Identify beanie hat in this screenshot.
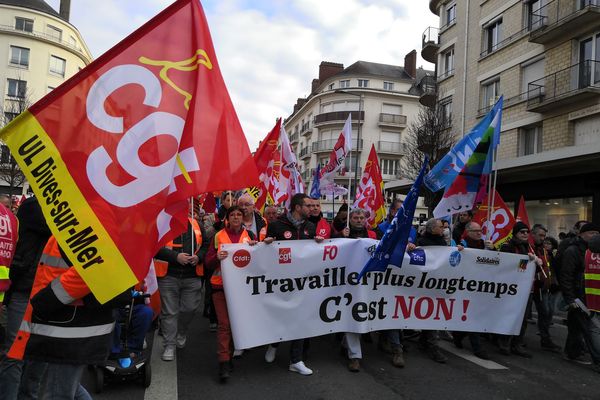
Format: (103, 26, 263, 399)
(588, 234, 600, 253)
(579, 223, 600, 234)
(512, 221, 530, 235)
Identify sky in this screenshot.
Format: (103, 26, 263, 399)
(46, 0, 439, 151)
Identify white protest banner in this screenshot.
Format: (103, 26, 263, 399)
(221, 239, 534, 350)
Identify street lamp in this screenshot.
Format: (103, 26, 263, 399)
(334, 89, 363, 202)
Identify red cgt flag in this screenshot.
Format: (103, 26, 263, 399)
(0, 0, 258, 303)
(252, 118, 281, 211)
(472, 189, 515, 248)
(352, 145, 386, 228)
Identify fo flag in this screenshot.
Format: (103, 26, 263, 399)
(320, 115, 352, 189)
(0, 0, 258, 303)
(353, 145, 386, 228)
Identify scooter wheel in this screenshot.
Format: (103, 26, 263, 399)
(142, 363, 151, 388)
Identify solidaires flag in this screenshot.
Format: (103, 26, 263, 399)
(0, 0, 258, 303)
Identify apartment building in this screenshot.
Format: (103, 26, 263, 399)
(424, 0, 600, 236)
(283, 52, 432, 220)
(0, 0, 92, 194)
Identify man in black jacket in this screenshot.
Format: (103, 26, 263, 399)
(560, 223, 600, 368)
(263, 193, 323, 375)
(0, 197, 51, 400)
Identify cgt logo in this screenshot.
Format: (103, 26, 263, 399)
(279, 248, 292, 264)
(409, 248, 426, 266)
(232, 249, 251, 268)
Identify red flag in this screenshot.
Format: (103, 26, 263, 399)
(0, 0, 257, 302)
(352, 145, 386, 228)
(516, 195, 535, 248)
(252, 119, 281, 211)
(198, 192, 217, 214)
(472, 189, 515, 248)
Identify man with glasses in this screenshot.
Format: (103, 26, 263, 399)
(237, 193, 266, 240)
(262, 193, 324, 375)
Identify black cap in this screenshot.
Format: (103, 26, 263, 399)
(579, 223, 600, 234)
(512, 221, 530, 235)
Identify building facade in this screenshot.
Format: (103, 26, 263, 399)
(424, 0, 600, 237)
(284, 52, 431, 220)
(0, 0, 92, 194)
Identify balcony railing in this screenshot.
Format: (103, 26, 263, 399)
(419, 75, 438, 108)
(527, 60, 600, 112)
(311, 166, 362, 178)
(480, 25, 531, 58)
(437, 69, 455, 81)
(299, 146, 310, 159)
(312, 138, 363, 153)
(378, 113, 407, 126)
(377, 141, 408, 155)
(300, 122, 311, 135)
(421, 26, 440, 64)
(289, 132, 299, 143)
(0, 24, 88, 58)
(529, 0, 600, 44)
(314, 110, 364, 126)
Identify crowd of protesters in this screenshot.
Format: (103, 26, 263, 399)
(0, 192, 599, 398)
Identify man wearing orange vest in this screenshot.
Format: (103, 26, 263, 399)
(561, 223, 600, 372)
(7, 235, 129, 399)
(154, 213, 208, 362)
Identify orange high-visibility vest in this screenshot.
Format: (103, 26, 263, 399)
(8, 236, 111, 361)
(154, 218, 203, 277)
(210, 229, 251, 288)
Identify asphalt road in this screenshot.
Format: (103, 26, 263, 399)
(82, 311, 600, 400)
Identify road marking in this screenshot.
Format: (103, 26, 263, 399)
(144, 332, 178, 400)
(437, 341, 509, 370)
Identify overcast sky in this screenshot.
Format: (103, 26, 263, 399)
(47, 0, 438, 150)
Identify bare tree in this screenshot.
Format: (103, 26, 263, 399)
(402, 103, 456, 214)
(0, 88, 30, 201)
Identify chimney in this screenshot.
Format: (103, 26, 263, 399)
(404, 50, 417, 79)
(318, 61, 344, 83)
(311, 79, 320, 93)
(59, 0, 71, 22)
(293, 98, 307, 114)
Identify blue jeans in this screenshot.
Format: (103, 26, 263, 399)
(386, 330, 403, 350)
(111, 305, 153, 355)
(43, 363, 91, 400)
(0, 291, 46, 400)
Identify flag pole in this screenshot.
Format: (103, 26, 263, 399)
(190, 197, 195, 255)
(347, 151, 352, 230)
(487, 148, 499, 242)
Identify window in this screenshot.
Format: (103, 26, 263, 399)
(321, 100, 359, 112)
(68, 35, 77, 47)
(9, 46, 29, 67)
(481, 79, 500, 109)
(441, 48, 455, 78)
(7, 79, 26, 98)
(383, 81, 394, 91)
(15, 17, 33, 33)
(49, 55, 66, 76)
(440, 97, 453, 127)
(358, 79, 369, 88)
(4, 112, 18, 124)
(580, 0, 600, 9)
(380, 159, 399, 176)
(484, 19, 502, 55)
(579, 33, 600, 87)
(518, 125, 543, 156)
(446, 4, 457, 26)
(382, 103, 402, 115)
(527, 0, 545, 31)
(46, 25, 62, 41)
(0, 145, 11, 164)
(521, 57, 545, 97)
(339, 80, 350, 88)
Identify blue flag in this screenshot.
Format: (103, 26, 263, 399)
(358, 158, 428, 279)
(424, 96, 503, 192)
(309, 164, 321, 198)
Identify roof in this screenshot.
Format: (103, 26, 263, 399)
(0, 0, 61, 19)
(337, 61, 414, 81)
